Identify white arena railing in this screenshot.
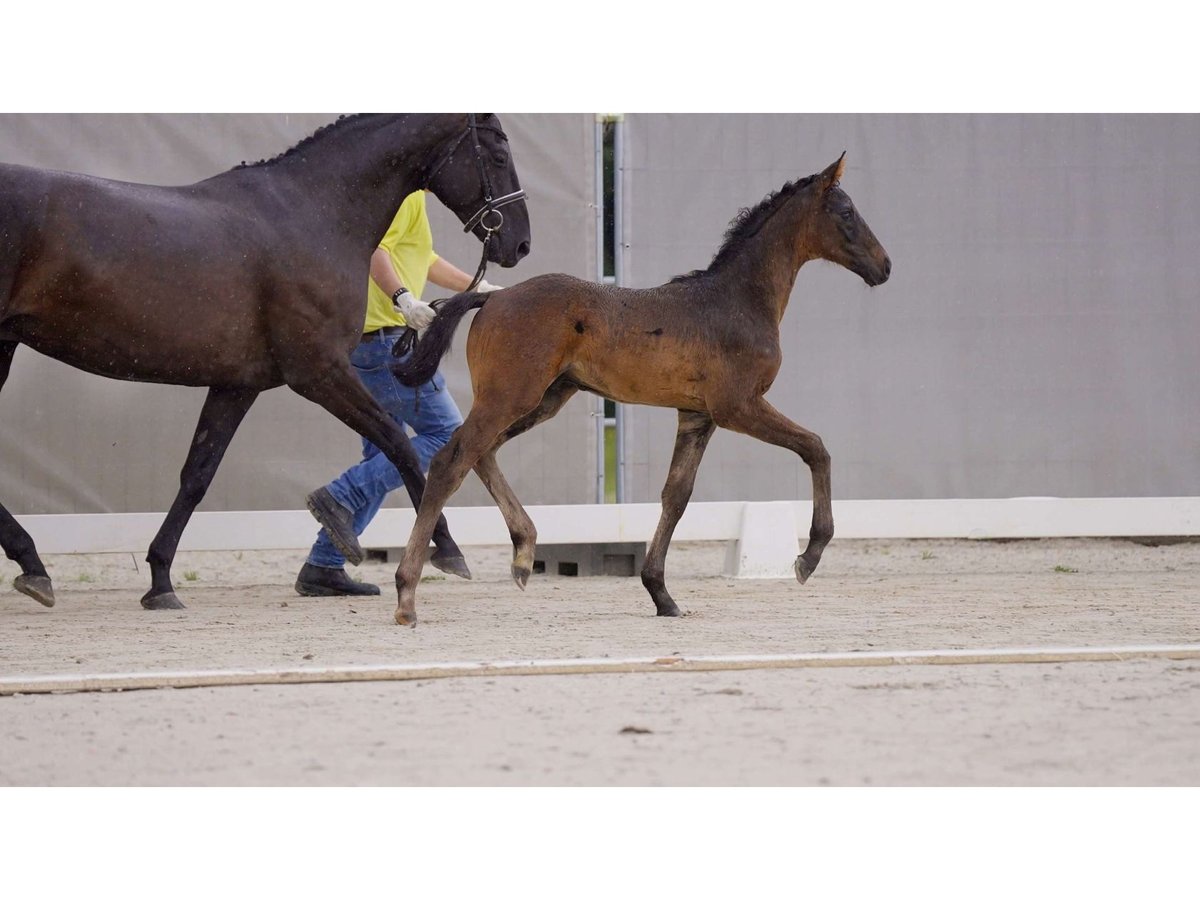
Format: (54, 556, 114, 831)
(15, 497, 1200, 578)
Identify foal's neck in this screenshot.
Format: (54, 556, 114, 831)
(273, 114, 465, 248)
(718, 189, 817, 325)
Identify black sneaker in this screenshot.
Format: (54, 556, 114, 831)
(305, 487, 365, 566)
(295, 563, 381, 597)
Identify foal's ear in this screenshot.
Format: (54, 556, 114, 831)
(817, 153, 847, 191)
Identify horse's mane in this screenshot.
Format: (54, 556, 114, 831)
(670, 174, 817, 283)
(232, 114, 375, 170)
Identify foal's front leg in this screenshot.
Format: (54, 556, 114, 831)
(717, 397, 833, 583)
(642, 410, 716, 615)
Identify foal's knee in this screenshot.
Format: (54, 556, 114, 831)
(801, 436, 830, 471)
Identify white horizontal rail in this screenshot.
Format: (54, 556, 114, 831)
(4, 644, 1199, 696)
(12, 497, 1200, 555)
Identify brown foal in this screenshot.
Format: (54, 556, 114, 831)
(390, 154, 890, 626)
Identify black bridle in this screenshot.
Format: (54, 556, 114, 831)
(424, 113, 526, 294)
(394, 115, 526, 363)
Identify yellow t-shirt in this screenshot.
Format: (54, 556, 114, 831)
(363, 191, 440, 333)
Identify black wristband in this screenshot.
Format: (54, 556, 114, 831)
(391, 287, 410, 301)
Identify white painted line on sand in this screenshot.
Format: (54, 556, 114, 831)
(3, 644, 1199, 696)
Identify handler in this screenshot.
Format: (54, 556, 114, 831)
(297, 190, 501, 596)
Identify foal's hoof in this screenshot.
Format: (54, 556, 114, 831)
(394, 606, 418, 628)
(430, 550, 472, 580)
(141, 591, 187, 610)
(794, 556, 815, 585)
(511, 565, 531, 590)
(14, 575, 56, 608)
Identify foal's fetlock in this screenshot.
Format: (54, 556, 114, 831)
(511, 545, 535, 590)
(393, 571, 420, 626)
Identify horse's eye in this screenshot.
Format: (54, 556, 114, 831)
(492, 151, 509, 166)
(839, 209, 854, 221)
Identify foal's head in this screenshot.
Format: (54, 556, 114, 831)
(425, 114, 532, 267)
(803, 154, 891, 286)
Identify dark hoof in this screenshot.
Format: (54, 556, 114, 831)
(141, 591, 186, 610)
(14, 574, 55, 608)
(795, 556, 815, 585)
(512, 565, 530, 590)
(655, 601, 682, 617)
(306, 487, 365, 566)
(295, 563, 381, 597)
(430, 550, 472, 580)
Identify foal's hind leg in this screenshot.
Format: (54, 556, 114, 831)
(287, 360, 470, 579)
(717, 397, 833, 583)
(142, 387, 259, 610)
(473, 377, 580, 588)
(0, 341, 55, 607)
(642, 410, 716, 616)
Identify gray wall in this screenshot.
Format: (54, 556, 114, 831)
(4, 114, 1197, 516)
(620, 114, 1200, 501)
(0, 113, 598, 514)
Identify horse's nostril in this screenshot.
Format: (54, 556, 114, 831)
(517, 240, 531, 259)
(883, 256, 892, 277)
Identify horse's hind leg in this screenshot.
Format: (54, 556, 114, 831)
(142, 387, 259, 610)
(473, 377, 580, 588)
(716, 397, 832, 583)
(0, 341, 55, 607)
(641, 410, 716, 616)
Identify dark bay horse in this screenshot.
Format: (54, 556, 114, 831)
(0, 113, 530, 610)
(389, 155, 889, 626)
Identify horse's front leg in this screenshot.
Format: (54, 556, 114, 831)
(286, 359, 470, 580)
(716, 397, 833, 584)
(143, 387, 259, 609)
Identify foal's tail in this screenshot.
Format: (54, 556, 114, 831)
(390, 291, 489, 387)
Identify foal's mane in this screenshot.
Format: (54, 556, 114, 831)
(670, 174, 817, 283)
(232, 114, 375, 170)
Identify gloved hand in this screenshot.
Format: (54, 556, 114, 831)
(476, 280, 504, 293)
(392, 288, 436, 330)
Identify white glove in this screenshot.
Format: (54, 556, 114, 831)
(477, 280, 504, 293)
(392, 288, 436, 330)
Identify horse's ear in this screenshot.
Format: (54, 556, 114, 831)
(818, 153, 847, 191)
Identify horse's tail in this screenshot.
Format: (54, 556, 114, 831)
(390, 291, 488, 387)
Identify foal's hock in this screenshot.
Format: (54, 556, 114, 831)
(391, 154, 890, 626)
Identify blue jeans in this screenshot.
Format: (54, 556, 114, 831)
(307, 330, 463, 569)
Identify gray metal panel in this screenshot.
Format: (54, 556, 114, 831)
(0, 113, 596, 514)
(620, 114, 1200, 501)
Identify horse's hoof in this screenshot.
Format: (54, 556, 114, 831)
(430, 551, 472, 580)
(14, 575, 55, 608)
(655, 601, 682, 617)
(394, 606, 418, 627)
(511, 565, 530, 590)
(141, 592, 186, 610)
(795, 556, 814, 585)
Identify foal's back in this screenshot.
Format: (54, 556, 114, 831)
(465, 272, 781, 412)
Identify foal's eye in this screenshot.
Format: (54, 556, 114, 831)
(839, 209, 854, 221)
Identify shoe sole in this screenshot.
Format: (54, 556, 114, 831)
(306, 492, 366, 566)
(294, 579, 380, 597)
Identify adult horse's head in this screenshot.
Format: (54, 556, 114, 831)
(804, 154, 891, 287)
(424, 114, 532, 267)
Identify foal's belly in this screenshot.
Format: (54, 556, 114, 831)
(569, 353, 709, 411)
